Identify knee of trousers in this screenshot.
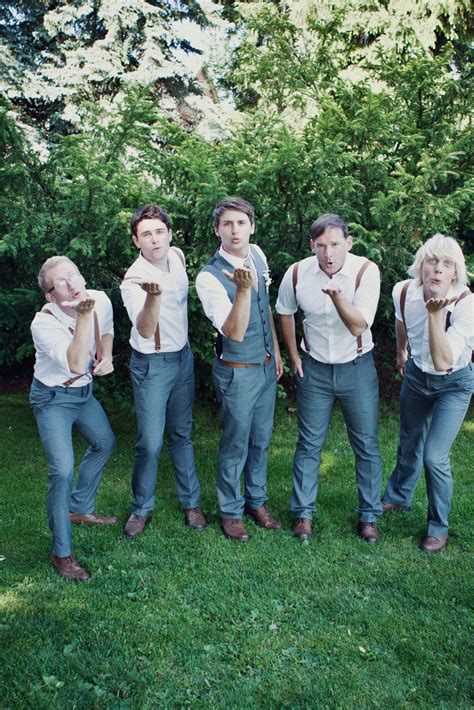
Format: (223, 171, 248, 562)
(423, 451, 451, 476)
(135, 437, 163, 460)
(48, 462, 75, 484)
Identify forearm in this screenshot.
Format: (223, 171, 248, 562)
(100, 333, 114, 360)
(279, 315, 300, 363)
(222, 288, 251, 341)
(67, 314, 93, 373)
(395, 318, 408, 357)
(269, 308, 281, 358)
(428, 312, 454, 371)
(332, 296, 367, 336)
(136, 293, 161, 338)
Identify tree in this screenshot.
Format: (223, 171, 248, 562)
(0, 0, 219, 139)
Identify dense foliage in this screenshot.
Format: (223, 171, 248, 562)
(1, 2, 472, 401)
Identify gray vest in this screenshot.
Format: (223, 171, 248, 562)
(201, 246, 274, 363)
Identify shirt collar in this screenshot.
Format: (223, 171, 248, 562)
(312, 253, 352, 277)
(219, 245, 251, 269)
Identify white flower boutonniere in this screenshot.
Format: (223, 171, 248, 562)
(263, 269, 272, 294)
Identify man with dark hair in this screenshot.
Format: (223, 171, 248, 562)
(31, 256, 117, 581)
(196, 196, 283, 542)
(120, 204, 206, 538)
(277, 214, 383, 543)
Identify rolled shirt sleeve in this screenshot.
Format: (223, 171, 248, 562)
(352, 261, 380, 328)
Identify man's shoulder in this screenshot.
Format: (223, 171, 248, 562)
(122, 255, 143, 281)
(199, 251, 221, 274)
(347, 252, 376, 268)
(290, 256, 316, 281)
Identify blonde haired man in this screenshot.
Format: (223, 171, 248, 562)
(31, 256, 117, 581)
(383, 234, 473, 551)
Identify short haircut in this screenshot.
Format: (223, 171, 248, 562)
(38, 256, 76, 293)
(131, 204, 172, 236)
(310, 213, 349, 241)
(408, 233, 468, 287)
(212, 197, 255, 228)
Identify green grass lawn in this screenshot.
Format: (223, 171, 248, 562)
(0, 393, 472, 709)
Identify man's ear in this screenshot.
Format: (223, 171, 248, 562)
(250, 222, 255, 235)
(169, 229, 172, 242)
(45, 292, 53, 303)
(346, 235, 353, 251)
(132, 235, 139, 249)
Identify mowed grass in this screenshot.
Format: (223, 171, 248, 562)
(0, 393, 472, 709)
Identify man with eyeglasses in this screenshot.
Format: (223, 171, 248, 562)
(30, 256, 117, 581)
(382, 233, 473, 552)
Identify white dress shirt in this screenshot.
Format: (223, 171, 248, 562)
(276, 252, 380, 364)
(393, 279, 473, 374)
(120, 250, 188, 354)
(31, 289, 113, 387)
(195, 244, 268, 333)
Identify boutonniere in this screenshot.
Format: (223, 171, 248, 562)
(263, 268, 272, 294)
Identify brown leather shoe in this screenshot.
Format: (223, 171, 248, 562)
(293, 518, 312, 540)
(184, 507, 207, 531)
(51, 553, 90, 582)
(70, 511, 118, 525)
(420, 534, 448, 552)
(220, 518, 250, 542)
(124, 514, 148, 538)
(245, 504, 283, 529)
(382, 500, 404, 513)
(357, 521, 380, 544)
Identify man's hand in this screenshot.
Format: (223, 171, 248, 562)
(275, 353, 284, 380)
(425, 297, 456, 314)
(61, 298, 95, 315)
(321, 285, 342, 300)
(93, 356, 114, 376)
(395, 350, 408, 378)
(222, 267, 253, 291)
(131, 278, 162, 296)
(291, 355, 304, 378)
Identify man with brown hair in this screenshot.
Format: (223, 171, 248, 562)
(196, 197, 283, 542)
(277, 214, 383, 543)
(120, 204, 206, 538)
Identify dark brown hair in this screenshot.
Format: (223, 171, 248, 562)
(212, 197, 255, 228)
(131, 204, 172, 236)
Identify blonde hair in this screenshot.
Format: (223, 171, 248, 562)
(38, 256, 76, 293)
(407, 233, 468, 288)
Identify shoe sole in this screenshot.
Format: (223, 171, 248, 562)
(185, 520, 207, 532)
(220, 527, 249, 542)
(123, 520, 148, 539)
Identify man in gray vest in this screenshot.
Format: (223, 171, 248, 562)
(196, 197, 283, 541)
(277, 214, 383, 543)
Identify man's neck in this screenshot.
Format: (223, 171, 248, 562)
(141, 252, 170, 272)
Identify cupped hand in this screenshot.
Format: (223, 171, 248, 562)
(222, 267, 253, 290)
(321, 285, 342, 300)
(425, 297, 456, 313)
(61, 298, 95, 314)
(131, 278, 162, 296)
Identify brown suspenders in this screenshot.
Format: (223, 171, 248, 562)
(292, 258, 371, 356)
(42, 307, 101, 386)
(122, 246, 186, 352)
